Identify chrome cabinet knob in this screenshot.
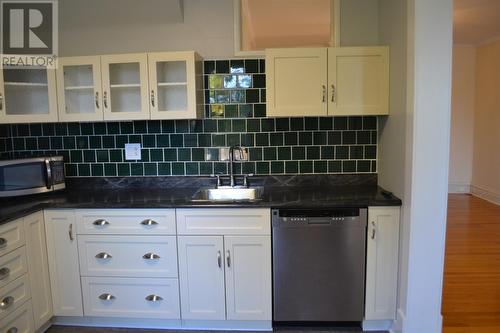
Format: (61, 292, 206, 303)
(0, 267, 10, 280)
(141, 219, 158, 226)
(145, 294, 163, 302)
(0, 237, 7, 249)
(0, 296, 14, 310)
(95, 252, 112, 259)
(143, 253, 160, 260)
(93, 219, 109, 226)
(98, 293, 115, 301)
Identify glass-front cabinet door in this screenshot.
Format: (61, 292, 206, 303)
(148, 51, 202, 119)
(101, 53, 149, 121)
(56, 56, 104, 122)
(0, 66, 58, 123)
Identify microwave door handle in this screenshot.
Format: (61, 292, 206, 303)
(45, 159, 52, 189)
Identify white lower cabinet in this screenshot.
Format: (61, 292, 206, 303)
(177, 208, 272, 323)
(178, 236, 226, 320)
(224, 236, 272, 321)
(0, 301, 35, 333)
(0, 274, 31, 320)
(78, 235, 178, 278)
(81, 277, 180, 319)
(365, 206, 400, 321)
(44, 210, 84, 317)
(24, 211, 53, 329)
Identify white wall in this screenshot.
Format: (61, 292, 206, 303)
(59, 0, 235, 58)
(471, 40, 500, 204)
(448, 46, 476, 193)
(378, 0, 407, 198)
(393, 0, 453, 332)
(59, 0, 380, 58)
(340, 0, 380, 46)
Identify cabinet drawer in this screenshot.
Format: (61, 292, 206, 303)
(176, 209, 271, 235)
(78, 235, 178, 278)
(0, 275, 31, 320)
(0, 300, 34, 333)
(82, 277, 180, 319)
(76, 209, 176, 235)
(0, 219, 25, 256)
(0, 247, 27, 289)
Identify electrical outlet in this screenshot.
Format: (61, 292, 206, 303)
(125, 143, 142, 160)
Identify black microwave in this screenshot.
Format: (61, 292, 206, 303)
(0, 156, 66, 198)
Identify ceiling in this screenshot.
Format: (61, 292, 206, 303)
(454, 0, 500, 45)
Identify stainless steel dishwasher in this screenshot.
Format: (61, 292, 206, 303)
(272, 208, 367, 322)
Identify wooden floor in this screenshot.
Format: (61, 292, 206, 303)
(442, 194, 500, 333)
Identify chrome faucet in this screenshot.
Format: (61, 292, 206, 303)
(228, 145, 243, 188)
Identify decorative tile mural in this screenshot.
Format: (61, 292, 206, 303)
(3, 59, 378, 177)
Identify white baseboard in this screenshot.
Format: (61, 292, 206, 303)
(471, 185, 500, 206)
(362, 320, 393, 331)
(390, 308, 406, 333)
(448, 182, 471, 193)
(51, 317, 272, 331)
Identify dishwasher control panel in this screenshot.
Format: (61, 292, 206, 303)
(272, 208, 363, 227)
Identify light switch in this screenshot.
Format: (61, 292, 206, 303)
(125, 143, 142, 160)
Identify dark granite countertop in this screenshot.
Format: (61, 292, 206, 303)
(0, 175, 401, 225)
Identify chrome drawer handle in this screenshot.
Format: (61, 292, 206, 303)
(95, 252, 112, 259)
(0, 267, 10, 280)
(0, 296, 14, 310)
(141, 219, 158, 226)
(145, 294, 163, 302)
(93, 219, 109, 226)
(143, 253, 160, 260)
(98, 293, 115, 301)
(7, 328, 18, 333)
(0, 237, 7, 249)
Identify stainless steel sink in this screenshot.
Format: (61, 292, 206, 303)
(191, 186, 264, 202)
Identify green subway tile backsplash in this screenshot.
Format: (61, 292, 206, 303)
(3, 59, 378, 177)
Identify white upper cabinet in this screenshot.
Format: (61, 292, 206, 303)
(56, 56, 104, 122)
(100, 53, 150, 121)
(0, 67, 58, 123)
(328, 47, 389, 116)
(148, 51, 203, 120)
(266, 48, 328, 117)
(266, 46, 389, 117)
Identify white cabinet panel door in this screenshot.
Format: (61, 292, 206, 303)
(178, 236, 226, 320)
(266, 48, 328, 117)
(328, 47, 389, 115)
(101, 53, 150, 120)
(0, 217, 25, 257)
(0, 67, 58, 123)
(0, 301, 34, 333)
(365, 206, 400, 320)
(148, 51, 202, 120)
(78, 235, 178, 278)
(44, 210, 83, 317)
(57, 56, 104, 122)
(224, 236, 272, 321)
(82, 277, 180, 319)
(24, 211, 53, 329)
